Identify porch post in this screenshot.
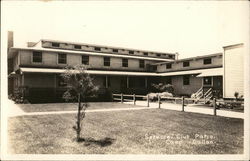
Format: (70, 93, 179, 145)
(105, 75, 108, 88)
(127, 76, 129, 88)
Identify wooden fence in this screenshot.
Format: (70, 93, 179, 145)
(112, 93, 244, 116)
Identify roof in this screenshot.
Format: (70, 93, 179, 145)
(223, 43, 244, 49)
(154, 53, 222, 65)
(160, 67, 223, 76)
(17, 67, 223, 77)
(41, 39, 177, 56)
(9, 47, 174, 62)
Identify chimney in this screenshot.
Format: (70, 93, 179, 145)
(8, 31, 14, 51)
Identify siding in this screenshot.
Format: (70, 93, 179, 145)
(223, 45, 244, 98)
(157, 56, 222, 72)
(163, 75, 202, 96)
(19, 50, 158, 71)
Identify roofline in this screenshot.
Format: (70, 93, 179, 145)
(223, 43, 244, 49)
(154, 52, 223, 65)
(41, 39, 177, 56)
(9, 47, 174, 62)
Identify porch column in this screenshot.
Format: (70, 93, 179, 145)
(127, 76, 129, 88)
(105, 75, 108, 88)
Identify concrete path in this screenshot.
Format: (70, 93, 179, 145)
(6, 101, 157, 117)
(124, 101, 244, 119)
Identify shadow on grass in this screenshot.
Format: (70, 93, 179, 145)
(77, 137, 115, 147)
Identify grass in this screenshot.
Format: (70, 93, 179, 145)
(17, 102, 138, 113)
(8, 107, 243, 154)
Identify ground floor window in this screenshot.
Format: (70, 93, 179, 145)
(57, 76, 67, 87)
(129, 77, 145, 88)
(183, 75, 190, 85)
(165, 77, 172, 84)
(203, 77, 212, 86)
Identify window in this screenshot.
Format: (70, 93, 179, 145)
(156, 53, 161, 57)
(122, 59, 128, 67)
(94, 47, 101, 51)
(129, 51, 134, 54)
(74, 45, 81, 49)
(169, 55, 174, 59)
(32, 51, 42, 63)
(104, 57, 110, 66)
(58, 53, 67, 64)
(183, 61, 190, 67)
(52, 42, 60, 47)
(166, 64, 172, 69)
(139, 60, 145, 68)
(143, 52, 148, 56)
(203, 58, 212, 65)
(57, 76, 67, 87)
(203, 77, 212, 86)
(166, 77, 172, 84)
(113, 49, 118, 52)
(183, 75, 190, 85)
(82, 55, 89, 65)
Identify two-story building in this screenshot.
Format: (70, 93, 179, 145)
(8, 32, 244, 103)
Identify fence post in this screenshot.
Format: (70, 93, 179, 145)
(133, 94, 136, 105)
(121, 93, 123, 103)
(158, 94, 161, 109)
(182, 97, 185, 112)
(213, 98, 217, 116)
(147, 94, 149, 107)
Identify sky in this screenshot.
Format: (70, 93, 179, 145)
(1, 1, 249, 59)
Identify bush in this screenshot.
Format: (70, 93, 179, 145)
(151, 83, 174, 94)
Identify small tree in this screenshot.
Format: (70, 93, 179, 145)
(61, 65, 98, 141)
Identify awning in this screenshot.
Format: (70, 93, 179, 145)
(19, 67, 159, 76)
(159, 67, 223, 77)
(196, 68, 223, 77)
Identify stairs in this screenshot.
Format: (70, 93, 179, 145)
(192, 87, 213, 104)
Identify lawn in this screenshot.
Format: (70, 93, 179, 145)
(8, 106, 243, 154)
(17, 102, 139, 113)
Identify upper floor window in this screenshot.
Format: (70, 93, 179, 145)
(113, 49, 118, 53)
(166, 64, 172, 69)
(104, 57, 110, 66)
(139, 60, 145, 68)
(82, 55, 89, 65)
(52, 42, 60, 47)
(156, 53, 161, 57)
(74, 45, 81, 49)
(122, 59, 128, 67)
(183, 61, 190, 67)
(58, 53, 67, 64)
(183, 75, 190, 85)
(129, 51, 134, 54)
(32, 51, 42, 63)
(169, 55, 174, 59)
(203, 58, 212, 65)
(94, 47, 101, 51)
(143, 52, 148, 56)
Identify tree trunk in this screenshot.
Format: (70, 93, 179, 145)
(77, 93, 81, 141)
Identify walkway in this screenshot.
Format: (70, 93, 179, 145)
(6, 100, 157, 117)
(124, 101, 244, 119)
(6, 100, 244, 119)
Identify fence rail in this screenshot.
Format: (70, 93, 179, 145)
(112, 93, 244, 116)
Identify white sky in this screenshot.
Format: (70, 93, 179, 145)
(1, 1, 249, 58)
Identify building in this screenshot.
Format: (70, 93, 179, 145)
(7, 32, 244, 103)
